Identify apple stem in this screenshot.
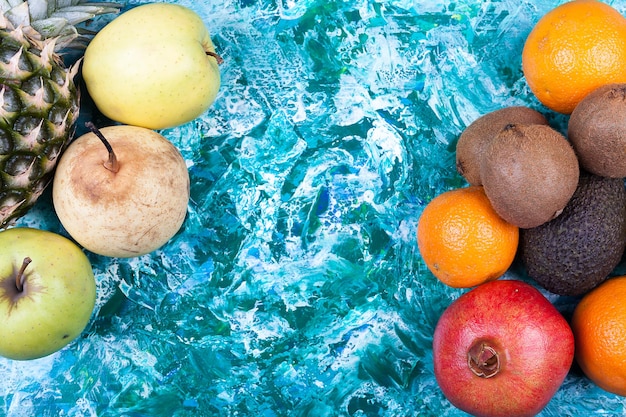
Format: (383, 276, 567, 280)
(207, 51, 224, 65)
(85, 121, 120, 173)
(15, 257, 32, 293)
(468, 341, 501, 378)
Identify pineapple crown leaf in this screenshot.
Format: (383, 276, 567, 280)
(0, 14, 43, 50)
(1, 1, 122, 50)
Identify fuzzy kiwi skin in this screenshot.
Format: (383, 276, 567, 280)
(456, 106, 548, 185)
(520, 172, 626, 296)
(568, 83, 626, 178)
(480, 123, 579, 229)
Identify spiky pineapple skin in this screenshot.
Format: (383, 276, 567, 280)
(0, 18, 79, 227)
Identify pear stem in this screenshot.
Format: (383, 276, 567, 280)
(15, 257, 32, 293)
(207, 51, 224, 65)
(86, 121, 120, 173)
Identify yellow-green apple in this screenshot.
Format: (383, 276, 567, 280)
(52, 123, 190, 258)
(0, 227, 96, 360)
(82, 3, 222, 129)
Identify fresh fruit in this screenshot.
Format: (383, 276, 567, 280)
(0, 227, 96, 360)
(416, 186, 518, 288)
(456, 106, 548, 185)
(571, 276, 626, 396)
(52, 124, 190, 258)
(520, 172, 626, 296)
(433, 279, 575, 417)
(522, 0, 626, 114)
(0, 2, 120, 227)
(82, 3, 222, 130)
(480, 123, 579, 229)
(568, 83, 626, 178)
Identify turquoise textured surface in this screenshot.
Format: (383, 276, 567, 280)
(3, 0, 626, 415)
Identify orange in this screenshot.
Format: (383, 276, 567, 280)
(571, 276, 626, 396)
(416, 186, 519, 288)
(522, 0, 626, 114)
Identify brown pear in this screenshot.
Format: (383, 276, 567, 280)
(52, 124, 190, 258)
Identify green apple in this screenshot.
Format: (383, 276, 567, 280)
(52, 123, 190, 258)
(82, 3, 222, 129)
(0, 227, 96, 360)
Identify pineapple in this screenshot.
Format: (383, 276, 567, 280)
(0, 1, 121, 227)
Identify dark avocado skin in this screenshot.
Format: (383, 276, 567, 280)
(520, 172, 626, 296)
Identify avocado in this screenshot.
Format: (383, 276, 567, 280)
(520, 172, 626, 296)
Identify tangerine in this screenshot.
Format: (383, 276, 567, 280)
(522, 0, 626, 114)
(416, 186, 519, 288)
(571, 276, 626, 396)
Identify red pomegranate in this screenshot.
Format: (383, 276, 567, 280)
(432, 279, 574, 417)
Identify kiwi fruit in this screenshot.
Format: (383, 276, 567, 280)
(456, 106, 548, 185)
(568, 83, 626, 178)
(520, 172, 626, 296)
(480, 123, 579, 229)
